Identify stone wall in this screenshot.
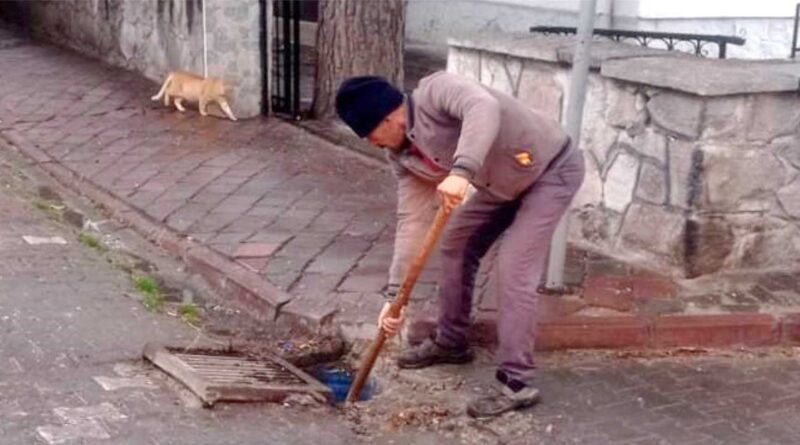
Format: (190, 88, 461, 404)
(202, 1, 263, 117)
(448, 34, 800, 277)
(12, 0, 263, 118)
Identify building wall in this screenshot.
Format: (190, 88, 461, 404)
(406, 0, 613, 47)
(407, 0, 799, 59)
(630, 0, 798, 19)
(612, 16, 796, 59)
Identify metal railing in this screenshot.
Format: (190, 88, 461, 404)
(530, 26, 745, 59)
(792, 3, 800, 58)
(271, 0, 301, 118)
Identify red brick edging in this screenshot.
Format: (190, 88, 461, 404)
(410, 310, 800, 350)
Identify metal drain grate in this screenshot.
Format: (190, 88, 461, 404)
(143, 343, 332, 406)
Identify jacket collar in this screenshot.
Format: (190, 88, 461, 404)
(404, 93, 416, 142)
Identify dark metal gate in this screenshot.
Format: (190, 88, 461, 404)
(792, 3, 800, 58)
(268, 0, 301, 118)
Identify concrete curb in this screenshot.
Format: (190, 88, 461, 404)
(0, 129, 326, 330)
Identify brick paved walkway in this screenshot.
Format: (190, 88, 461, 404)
(0, 26, 401, 324)
(2, 24, 800, 349)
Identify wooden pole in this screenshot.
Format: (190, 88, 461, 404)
(346, 206, 451, 403)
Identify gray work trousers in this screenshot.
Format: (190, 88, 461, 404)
(435, 145, 585, 385)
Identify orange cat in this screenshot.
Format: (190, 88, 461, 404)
(151, 71, 237, 121)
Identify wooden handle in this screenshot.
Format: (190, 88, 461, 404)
(346, 206, 451, 403)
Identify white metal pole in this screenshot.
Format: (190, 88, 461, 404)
(202, 0, 208, 77)
(545, 0, 597, 290)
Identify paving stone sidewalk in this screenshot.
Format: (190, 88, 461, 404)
(7, 130, 800, 445)
(0, 139, 364, 445)
(2, 24, 800, 349)
(365, 348, 800, 445)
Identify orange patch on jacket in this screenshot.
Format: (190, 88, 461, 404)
(515, 152, 533, 167)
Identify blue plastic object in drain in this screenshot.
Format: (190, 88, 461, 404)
(313, 367, 374, 403)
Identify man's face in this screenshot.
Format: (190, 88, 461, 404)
(366, 106, 406, 150)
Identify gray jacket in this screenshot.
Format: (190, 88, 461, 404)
(386, 71, 569, 286)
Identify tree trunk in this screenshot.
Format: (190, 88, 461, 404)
(313, 0, 405, 119)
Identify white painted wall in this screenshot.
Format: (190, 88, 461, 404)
(611, 16, 796, 59)
(406, 0, 614, 48)
(611, 0, 798, 58)
(634, 0, 797, 19)
(478, 0, 611, 13)
(406, 0, 800, 59)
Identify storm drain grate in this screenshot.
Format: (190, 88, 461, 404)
(143, 343, 332, 406)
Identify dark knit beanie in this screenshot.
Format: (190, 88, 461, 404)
(336, 76, 403, 138)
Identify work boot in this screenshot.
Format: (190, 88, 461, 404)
(396, 338, 474, 369)
(466, 371, 540, 418)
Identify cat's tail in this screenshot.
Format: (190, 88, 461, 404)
(151, 73, 173, 101)
(219, 99, 237, 121)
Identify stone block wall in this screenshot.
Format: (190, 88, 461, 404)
(448, 34, 800, 277)
(202, 1, 263, 117)
(15, 0, 263, 118)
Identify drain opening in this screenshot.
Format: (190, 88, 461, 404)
(310, 364, 375, 403)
